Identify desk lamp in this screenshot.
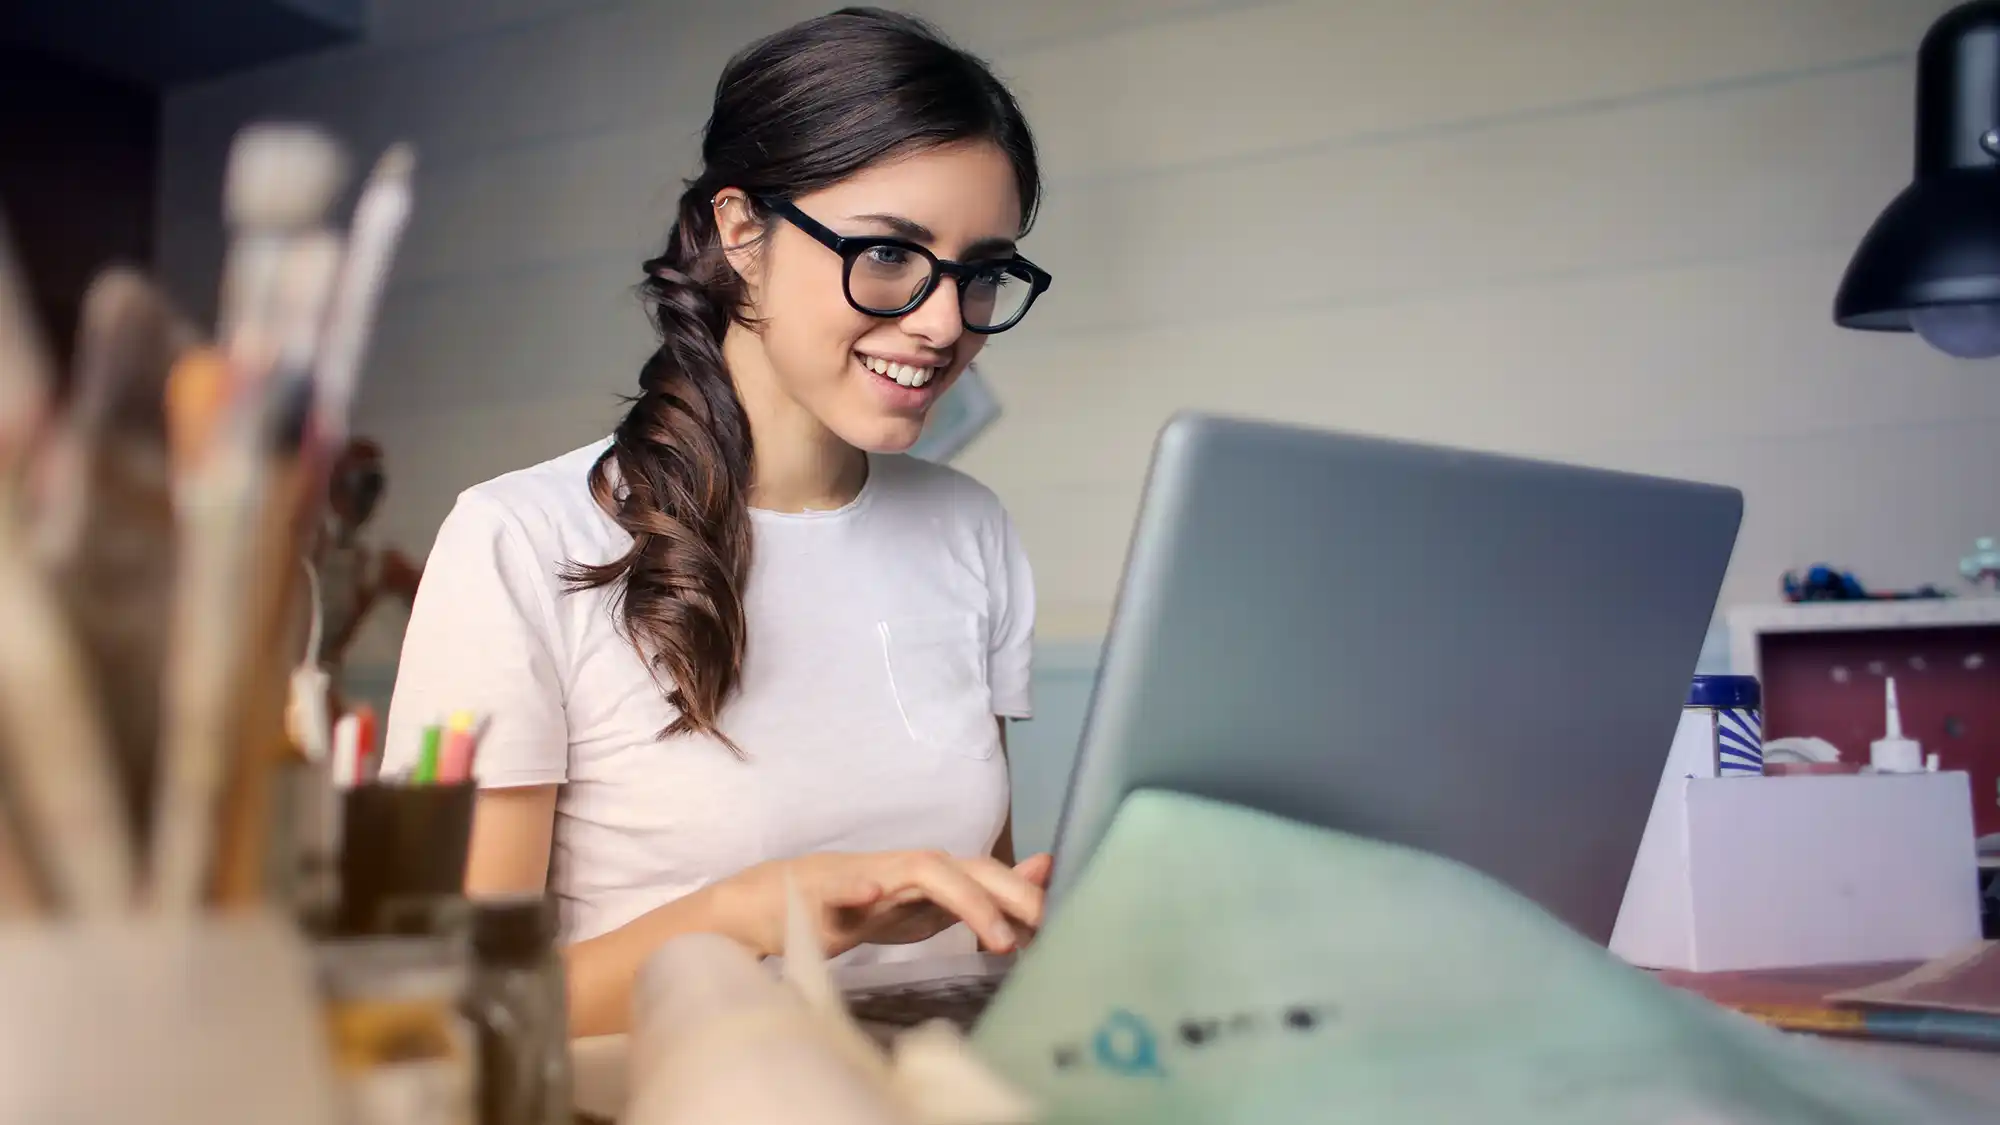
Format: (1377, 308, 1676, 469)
(1836, 0, 2000, 357)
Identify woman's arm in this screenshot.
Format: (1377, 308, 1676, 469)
(562, 885, 736, 1037)
(463, 785, 556, 895)
(991, 719, 1015, 866)
(465, 784, 740, 1036)
(469, 771, 1048, 1036)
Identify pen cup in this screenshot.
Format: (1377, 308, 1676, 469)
(336, 781, 476, 935)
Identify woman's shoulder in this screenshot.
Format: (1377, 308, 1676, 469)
(443, 438, 620, 556)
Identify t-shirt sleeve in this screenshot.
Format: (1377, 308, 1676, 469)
(382, 491, 569, 787)
(987, 508, 1036, 720)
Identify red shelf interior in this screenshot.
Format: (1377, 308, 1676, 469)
(1757, 625, 2000, 839)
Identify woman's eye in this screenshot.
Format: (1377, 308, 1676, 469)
(866, 245, 911, 268)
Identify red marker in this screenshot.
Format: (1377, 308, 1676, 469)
(348, 705, 377, 788)
(439, 710, 479, 785)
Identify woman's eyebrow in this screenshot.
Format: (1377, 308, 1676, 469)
(848, 212, 934, 241)
(846, 212, 1019, 258)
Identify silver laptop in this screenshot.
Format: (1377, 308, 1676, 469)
(837, 412, 1742, 1029)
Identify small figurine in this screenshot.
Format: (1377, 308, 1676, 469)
(311, 438, 422, 711)
(1961, 537, 2000, 592)
(1781, 564, 1949, 603)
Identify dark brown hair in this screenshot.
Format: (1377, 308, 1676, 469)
(563, 8, 1042, 745)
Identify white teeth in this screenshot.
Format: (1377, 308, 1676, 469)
(858, 354, 935, 388)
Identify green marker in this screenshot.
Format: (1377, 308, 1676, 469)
(414, 724, 443, 784)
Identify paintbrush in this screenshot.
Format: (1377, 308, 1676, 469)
(217, 124, 349, 361)
(0, 794, 47, 918)
(30, 268, 196, 564)
(276, 142, 416, 780)
(0, 211, 53, 479)
(0, 213, 137, 915)
(209, 194, 362, 903)
(150, 126, 350, 913)
(208, 244, 350, 908)
(155, 249, 345, 911)
(214, 142, 418, 908)
(30, 269, 198, 840)
(315, 144, 415, 449)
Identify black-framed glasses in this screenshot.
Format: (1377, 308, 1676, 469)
(757, 196, 1052, 334)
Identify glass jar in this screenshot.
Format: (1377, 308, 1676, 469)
(318, 934, 477, 1125)
(465, 895, 572, 1125)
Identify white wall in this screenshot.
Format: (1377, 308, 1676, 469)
(159, 0, 2000, 843)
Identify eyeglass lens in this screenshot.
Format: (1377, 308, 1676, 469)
(847, 246, 1035, 329)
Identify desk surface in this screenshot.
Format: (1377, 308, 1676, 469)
(1822, 1038, 2000, 1105)
(570, 1031, 2000, 1120)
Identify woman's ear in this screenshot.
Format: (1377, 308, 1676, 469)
(712, 189, 766, 284)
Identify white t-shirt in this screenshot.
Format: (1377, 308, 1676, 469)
(382, 439, 1035, 956)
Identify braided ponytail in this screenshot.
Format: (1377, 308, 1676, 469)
(562, 187, 756, 744)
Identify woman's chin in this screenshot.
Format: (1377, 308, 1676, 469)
(829, 403, 935, 455)
(846, 419, 928, 455)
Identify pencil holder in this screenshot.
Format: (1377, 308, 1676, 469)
(336, 781, 475, 935)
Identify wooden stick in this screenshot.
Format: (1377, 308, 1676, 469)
(0, 215, 136, 916)
(209, 455, 316, 907)
(0, 790, 48, 918)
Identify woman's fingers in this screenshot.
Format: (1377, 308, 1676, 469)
(818, 872, 885, 911)
(891, 851, 1020, 952)
(1013, 852, 1053, 888)
(957, 853, 1047, 931)
(799, 850, 1054, 952)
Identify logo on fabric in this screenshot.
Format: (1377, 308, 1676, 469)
(1048, 1002, 1335, 1079)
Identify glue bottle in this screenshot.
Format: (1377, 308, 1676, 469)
(1869, 677, 1924, 773)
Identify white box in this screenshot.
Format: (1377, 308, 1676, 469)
(1611, 771, 1982, 972)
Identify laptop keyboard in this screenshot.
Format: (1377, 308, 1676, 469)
(844, 972, 1005, 1029)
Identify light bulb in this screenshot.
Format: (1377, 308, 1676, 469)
(1910, 302, 2000, 359)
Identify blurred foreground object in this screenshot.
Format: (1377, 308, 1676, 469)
(624, 881, 1035, 1125)
(0, 910, 336, 1125)
(0, 213, 140, 916)
(0, 120, 414, 920)
(0, 118, 417, 1123)
(972, 790, 1999, 1123)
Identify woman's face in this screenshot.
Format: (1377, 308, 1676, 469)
(721, 140, 1024, 453)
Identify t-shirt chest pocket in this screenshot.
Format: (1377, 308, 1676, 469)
(877, 614, 997, 758)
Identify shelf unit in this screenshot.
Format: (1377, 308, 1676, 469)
(1728, 598, 2000, 682)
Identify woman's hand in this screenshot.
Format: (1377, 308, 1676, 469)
(713, 849, 1053, 959)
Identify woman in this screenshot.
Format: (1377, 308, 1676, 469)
(383, 7, 1056, 1035)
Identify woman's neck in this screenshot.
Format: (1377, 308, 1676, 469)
(724, 325, 869, 513)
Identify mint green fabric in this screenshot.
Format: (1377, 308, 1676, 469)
(973, 790, 1994, 1124)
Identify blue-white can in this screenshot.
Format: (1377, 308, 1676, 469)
(1687, 675, 1763, 777)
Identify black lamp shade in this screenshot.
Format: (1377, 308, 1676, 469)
(1836, 169, 2000, 329)
(1835, 1, 2000, 332)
